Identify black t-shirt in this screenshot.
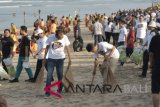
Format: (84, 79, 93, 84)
(149, 35, 160, 63)
(19, 36, 30, 57)
(1, 36, 14, 58)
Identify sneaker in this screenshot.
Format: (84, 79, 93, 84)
(25, 78, 34, 82)
(44, 94, 50, 99)
(138, 75, 146, 78)
(9, 78, 19, 83)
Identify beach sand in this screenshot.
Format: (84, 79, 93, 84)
(0, 23, 153, 107)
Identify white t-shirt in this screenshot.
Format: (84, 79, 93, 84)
(94, 42, 120, 59)
(104, 22, 113, 32)
(136, 21, 147, 39)
(118, 26, 128, 42)
(46, 34, 70, 59)
(112, 23, 120, 33)
(143, 30, 156, 50)
(93, 21, 103, 35)
(37, 36, 48, 59)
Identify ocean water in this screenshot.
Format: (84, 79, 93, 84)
(0, 0, 157, 29)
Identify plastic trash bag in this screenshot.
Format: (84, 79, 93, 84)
(22, 61, 30, 68)
(8, 66, 15, 78)
(3, 58, 13, 66)
(117, 45, 127, 63)
(130, 47, 143, 65)
(0, 66, 9, 79)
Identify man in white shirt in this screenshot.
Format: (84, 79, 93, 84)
(31, 28, 48, 82)
(43, 29, 71, 97)
(86, 42, 120, 87)
(135, 15, 147, 46)
(139, 21, 157, 78)
(92, 18, 103, 45)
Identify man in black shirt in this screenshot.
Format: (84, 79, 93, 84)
(149, 33, 160, 107)
(10, 26, 33, 83)
(1, 29, 14, 73)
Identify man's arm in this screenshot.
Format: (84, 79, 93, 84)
(42, 45, 50, 65)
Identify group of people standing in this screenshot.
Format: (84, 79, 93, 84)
(85, 7, 160, 107)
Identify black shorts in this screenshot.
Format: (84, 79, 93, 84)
(151, 63, 160, 94)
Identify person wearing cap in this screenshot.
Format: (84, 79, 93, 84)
(135, 15, 147, 46)
(139, 21, 157, 78)
(43, 29, 71, 98)
(31, 28, 48, 82)
(10, 26, 33, 83)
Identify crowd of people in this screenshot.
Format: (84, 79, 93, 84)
(0, 4, 160, 107)
(85, 6, 160, 107)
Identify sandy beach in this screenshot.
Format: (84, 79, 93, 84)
(0, 22, 153, 107)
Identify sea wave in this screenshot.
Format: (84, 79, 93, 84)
(0, 5, 19, 8)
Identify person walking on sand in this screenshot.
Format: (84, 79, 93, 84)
(31, 28, 48, 83)
(104, 17, 113, 43)
(135, 15, 147, 46)
(86, 42, 119, 88)
(1, 29, 14, 76)
(139, 21, 157, 78)
(117, 20, 128, 47)
(92, 18, 104, 45)
(10, 26, 33, 83)
(43, 29, 71, 98)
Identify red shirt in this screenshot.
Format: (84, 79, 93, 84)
(127, 28, 135, 48)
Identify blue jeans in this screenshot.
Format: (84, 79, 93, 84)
(45, 58, 64, 95)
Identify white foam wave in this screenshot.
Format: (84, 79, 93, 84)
(0, 5, 19, 8)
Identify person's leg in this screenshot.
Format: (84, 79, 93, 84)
(2, 58, 8, 73)
(15, 57, 24, 79)
(33, 59, 42, 81)
(94, 35, 98, 45)
(105, 32, 111, 43)
(126, 48, 130, 57)
(151, 63, 160, 107)
(112, 33, 116, 46)
(141, 50, 149, 77)
(126, 48, 134, 58)
(45, 59, 56, 95)
(108, 32, 111, 43)
(152, 94, 160, 107)
(98, 35, 103, 43)
(56, 59, 65, 92)
(115, 33, 119, 47)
